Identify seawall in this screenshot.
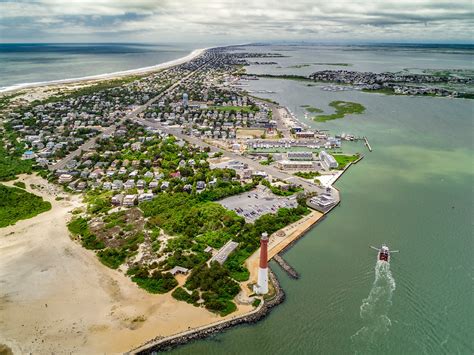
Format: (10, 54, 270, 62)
(129, 269, 285, 354)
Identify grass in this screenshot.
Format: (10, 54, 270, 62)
(332, 154, 361, 169)
(13, 181, 26, 189)
(0, 184, 52, 228)
(294, 171, 321, 179)
(305, 106, 324, 113)
(314, 101, 366, 122)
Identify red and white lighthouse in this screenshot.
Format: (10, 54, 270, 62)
(254, 232, 269, 294)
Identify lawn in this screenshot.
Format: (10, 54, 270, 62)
(0, 184, 52, 228)
(314, 101, 366, 122)
(332, 154, 361, 169)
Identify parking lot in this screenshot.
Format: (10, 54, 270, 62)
(218, 185, 298, 222)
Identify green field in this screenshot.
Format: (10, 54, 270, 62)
(0, 184, 52, 228)
(332, 154, 361, 169)
(314, 101, 366, 122)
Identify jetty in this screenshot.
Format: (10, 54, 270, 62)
(273, 254, 299, 279)
(364, 136, 373, 152)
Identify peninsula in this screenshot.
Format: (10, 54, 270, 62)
(0, 47, 365, 353)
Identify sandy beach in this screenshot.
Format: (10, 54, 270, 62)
(0, 48, 207, 94)
(0, 175, 252, 354)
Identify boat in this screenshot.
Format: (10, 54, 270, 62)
(370, 244, 399, 262)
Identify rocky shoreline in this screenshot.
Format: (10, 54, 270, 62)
(130, 269, 285, 354)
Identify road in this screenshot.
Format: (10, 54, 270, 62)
(49, 61, 209, 171)
(136, 117, 327, 195)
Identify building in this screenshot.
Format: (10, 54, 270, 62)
(58, 174, 73, 184)
(287, 151, 313, 161)
(169, 266, 189, 276)
(254, 232, 269, 294)
(295, 131, 315, 138)
(319, 150, 338, 169)
(276, 160, 315, 170)
(22, 150, 36, 160)
(123, 194, 137, 207)
(182, 93, 189, 107)
(111, 194, 124, 206)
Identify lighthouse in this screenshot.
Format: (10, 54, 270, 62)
(254, 232, 269, 294)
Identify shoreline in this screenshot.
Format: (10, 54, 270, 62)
(0, 47, 209, 94)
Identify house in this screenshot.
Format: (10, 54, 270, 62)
(124, 179, 135, 189)
(196, 181, 206, 190)
(169, 266, 189, 276)
(131, 142, 142, 151)
(136, 179, 146, 189)
(58, 174, 73, 184)
(160, 181, 170, 190)
(123, 194, 137, 207)
(138, 193, 154, 203)
(112, 180, 123, 190)
(288, 151, 313, 161)
(22, 150, 36, 160)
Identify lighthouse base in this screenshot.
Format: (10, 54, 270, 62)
(254, 267, 269, 294)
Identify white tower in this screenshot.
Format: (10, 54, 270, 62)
(254, 232, 269, 294)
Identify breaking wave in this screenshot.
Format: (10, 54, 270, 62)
(351, 260, 396, 353)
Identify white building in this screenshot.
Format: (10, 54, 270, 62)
(319, 150, 338, 170)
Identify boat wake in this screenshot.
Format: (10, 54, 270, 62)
(351, 260, 396, 353)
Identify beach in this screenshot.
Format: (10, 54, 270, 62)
(0, 174, 254, 353)
(0, 47, 207, 94)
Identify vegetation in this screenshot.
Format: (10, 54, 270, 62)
(207, 105, 259, 113)
(97, 248, 128, 269)
(314, 101, 366, 122)
(13, 181, 26, 189)
(305, 106, 324, 114)
(185, 262, 240, 316)
(0, 145, 34, 181)
(332, 154, 360, 169)
(0, 184, 51, 228)
(172, 287, 200, 305)
(252, 298, 262, 307)
(224, 204, 309, 281)
(294, 171, 321, 179)
(259, 154, 274, 166)
(128, 266, 178, 294)
(261, 179, 302, 196)
(67, 217, 105, 250)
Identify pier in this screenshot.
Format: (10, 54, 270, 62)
(273, 254, 299, 279)
(364, 136, 373, 152)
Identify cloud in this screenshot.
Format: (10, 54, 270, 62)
(0, 0, 473, 42)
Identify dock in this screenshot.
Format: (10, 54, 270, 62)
(364, 136, 373, 152)
(273, 254, 299, 279)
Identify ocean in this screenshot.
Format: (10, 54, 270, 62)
(167, 44, 474, 354)
(0, 43, 196, 90)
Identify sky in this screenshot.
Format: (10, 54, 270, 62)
(0, 0, 473, 44)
